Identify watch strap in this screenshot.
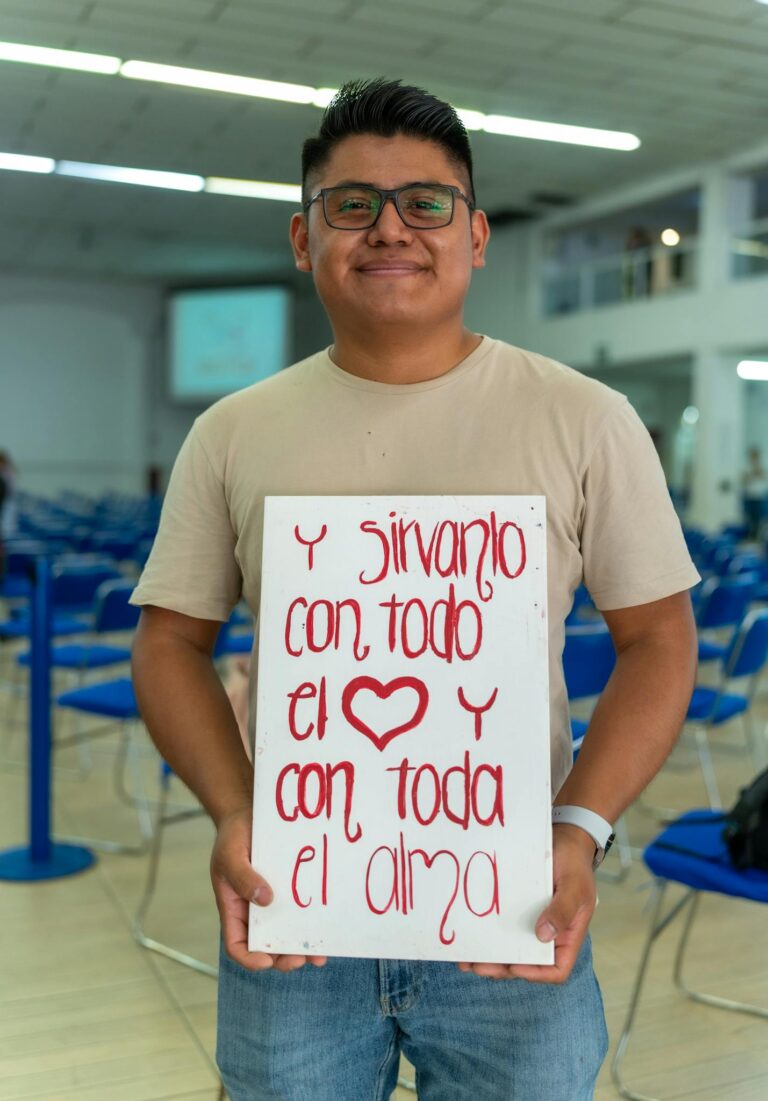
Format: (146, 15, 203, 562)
(552, 804, 614, 856)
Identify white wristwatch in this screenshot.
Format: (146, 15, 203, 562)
(552, 804, 615, 869)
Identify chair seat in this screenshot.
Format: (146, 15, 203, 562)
(57, 677, 138, 719)
(223, 632, 254, 655)
(17, 643, 131, 669)
(0, 576, 31, 599)
(697, 638, 727, 662)
(686, 686, 748, 724)
(644, 810, 768, 903)
(0, 613, 90, 640)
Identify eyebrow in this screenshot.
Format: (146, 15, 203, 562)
(326, 180, 447, 189)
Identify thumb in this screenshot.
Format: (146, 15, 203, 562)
(211, 822, 274, 906)
(536, 877, 589, 943)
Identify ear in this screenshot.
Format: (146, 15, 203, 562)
(290, 212, 312, 272)
(470, 209, 491, 270)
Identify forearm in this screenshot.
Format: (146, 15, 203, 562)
(555, 630, 697, 822)
(132, 630, 253, 827)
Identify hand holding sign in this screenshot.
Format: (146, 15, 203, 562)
(250, 496, 552, 964)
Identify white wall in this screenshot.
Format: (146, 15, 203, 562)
(0, 272, 333, 501)
(0, 274, 159, 497)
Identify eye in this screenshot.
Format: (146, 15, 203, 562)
(338, 197, 374, 212)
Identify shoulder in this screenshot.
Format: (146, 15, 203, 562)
(482, 338, 627, 432)
(199, 350, 326, 425)
(189, 349, 327, 458)
(489, 339, 621, 399)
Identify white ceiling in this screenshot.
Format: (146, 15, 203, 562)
(0, 0, 767, 281)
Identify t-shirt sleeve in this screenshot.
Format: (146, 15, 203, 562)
(580, 398, 700, 610)
(130, 423, 241, 621)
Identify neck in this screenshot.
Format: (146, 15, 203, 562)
(328, 320, 483, 385)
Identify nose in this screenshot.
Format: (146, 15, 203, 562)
(366, 197, 413, 245)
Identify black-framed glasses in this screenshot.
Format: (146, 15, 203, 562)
(303, 183, 474, 230)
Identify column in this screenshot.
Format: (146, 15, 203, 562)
(688, 349, 746, 530)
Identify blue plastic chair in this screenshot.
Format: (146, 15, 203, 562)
(612, 810, 768, 1100)
(562, 625, 616, 751)
(562, 626, 632, 878)
(54, 620, 233, 851)
(0, 563, 121, 640)
(695, 574, 756, 663)
(685, 608, 768, 809)
(16, 580, 139, 674)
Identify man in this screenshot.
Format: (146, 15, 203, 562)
(131, 79, 699, 1100)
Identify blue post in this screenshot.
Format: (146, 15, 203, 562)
(0, 555, 96, 880)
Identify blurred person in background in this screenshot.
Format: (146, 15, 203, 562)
(0, 450, 17, 580)
(743, 446, 768, 540)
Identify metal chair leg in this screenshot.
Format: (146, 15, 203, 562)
(57, 723, 155, 855)
(612, 881, 692, 1101)
(672, 891, 768, 1018)
(132, 774, 218, 978)
(693, 726, 722, 809)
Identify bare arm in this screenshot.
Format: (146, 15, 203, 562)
(462, 589, 698, 983)
(131, 605, 327, 973)
(555, 588, 698, 822)
(131, 605, 252, 825)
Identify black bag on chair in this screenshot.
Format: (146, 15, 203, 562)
(722, 766, 768, 870)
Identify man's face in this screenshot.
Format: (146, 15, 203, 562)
(290, 133, 490, 331)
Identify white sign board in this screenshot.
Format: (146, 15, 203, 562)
(249, 496, 553, 964)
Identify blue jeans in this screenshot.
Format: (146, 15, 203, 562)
(217, 937, 608, 1100)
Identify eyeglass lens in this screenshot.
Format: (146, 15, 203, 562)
(324, 185, 454, 228)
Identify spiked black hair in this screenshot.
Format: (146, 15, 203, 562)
(301, 77, 476, 204)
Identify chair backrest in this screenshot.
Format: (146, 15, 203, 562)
(696, 575, 756, 630)
(725, 609, 768, 680)
(93, 580, 141, 633)
(51, 565, 122, 610)
(562, 626, 616, 701)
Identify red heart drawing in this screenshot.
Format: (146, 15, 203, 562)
(341, 676, 429, 751)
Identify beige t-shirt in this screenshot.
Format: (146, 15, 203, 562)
(131, 336, 699, 793)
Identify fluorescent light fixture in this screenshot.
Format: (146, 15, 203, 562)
(737, 360, 768, 381)
(0, 151, 55, 173)
(0, 40, 120, 74)
(456, 108, 486, 131)
(120, 59, 317, 105)
(57, 160, 204, 192)
(483, 113, 639, 150)
(0, 43, 642, 153)
(312, 87, 338, 108)
(205, 177, 301, 202)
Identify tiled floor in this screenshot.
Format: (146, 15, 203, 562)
(1, 654, 767, 1100)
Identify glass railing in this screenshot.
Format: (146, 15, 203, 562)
(541, 240, 698, 316)
(732, 218, 768, 278)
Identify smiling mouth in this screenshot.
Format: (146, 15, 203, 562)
(357, 266, 424, 275)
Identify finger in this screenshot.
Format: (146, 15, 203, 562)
(307, 956, 328, 967)
(272, 954, 310, 972)
(462, 962, 514, 980)
(219, 899, 275, 971)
